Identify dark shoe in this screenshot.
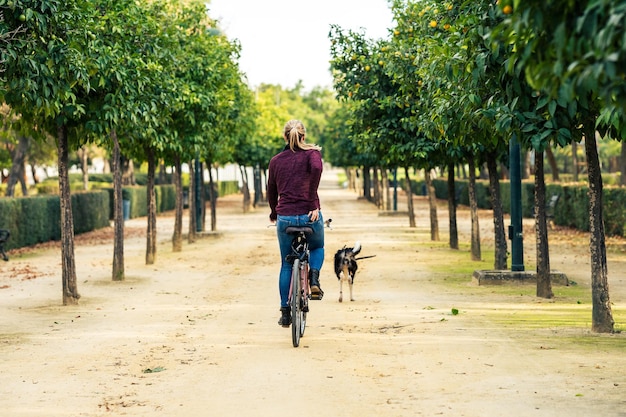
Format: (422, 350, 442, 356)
(309, 269, 324, 300)
(278, 307, 291, 327)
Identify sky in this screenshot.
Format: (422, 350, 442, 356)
(207, 0, 394, 91)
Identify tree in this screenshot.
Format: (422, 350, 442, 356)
(500, 0, 625, 332)
(82, 0, 178, 278)
(1, 0, 93, 305)
(234, 84, 287, 213)
(387, 0, 501, 261)
(329, 27, 434, 228)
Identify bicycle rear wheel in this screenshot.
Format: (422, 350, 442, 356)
(299, 261, 308, 337)
(291, 259, 302, 347)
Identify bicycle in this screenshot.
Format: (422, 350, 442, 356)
(285, 226, 312, 347)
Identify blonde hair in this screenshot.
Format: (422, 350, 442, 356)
(283, 119, 321, 152)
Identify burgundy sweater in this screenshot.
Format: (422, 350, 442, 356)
(267, 147, 323, 221)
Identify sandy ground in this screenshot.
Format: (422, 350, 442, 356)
(1, 169, 625, 417)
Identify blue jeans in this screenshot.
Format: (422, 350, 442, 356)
(276, 213, 325, 307)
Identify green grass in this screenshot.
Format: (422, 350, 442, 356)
(423, 241, 590, 301)
(336, 171, 347, 186)
(415, 239, 625, 348)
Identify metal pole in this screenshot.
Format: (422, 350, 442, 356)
(393, 168, 398, 211)
(194, 156, 203, 232)
(509, 133, 524, 271)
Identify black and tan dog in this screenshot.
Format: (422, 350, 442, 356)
(333, 242, 375, 302)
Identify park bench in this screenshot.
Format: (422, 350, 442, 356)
(0, 229, 10, 261)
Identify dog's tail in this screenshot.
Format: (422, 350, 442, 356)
(352, 241, 361, 255)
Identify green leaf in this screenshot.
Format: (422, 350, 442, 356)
(143, 366, 166, 373)
(548, 100, 557, 117)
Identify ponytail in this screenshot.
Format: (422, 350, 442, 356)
(283, 119, 321, 152)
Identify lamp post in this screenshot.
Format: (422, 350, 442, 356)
(195, 156, 203, 232)
(509, 133, 524, 271)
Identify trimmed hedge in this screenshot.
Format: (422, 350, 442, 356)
(0, 180, 241, 251)
(0, 191, 110, 251)
(428, 178, 626, 237)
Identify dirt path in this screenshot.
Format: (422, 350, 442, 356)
(1, 169, 625, 417)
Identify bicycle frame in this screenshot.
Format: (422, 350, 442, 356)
(285, 227, 312, 347)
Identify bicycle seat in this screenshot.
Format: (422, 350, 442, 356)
(285, 226, 313, 235)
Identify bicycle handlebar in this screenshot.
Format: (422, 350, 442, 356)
(267, 218, 333, 229)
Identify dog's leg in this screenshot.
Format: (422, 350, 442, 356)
(338, 276, 343, 303)
(340, 265, 350, 303)
(349, 275, 355, 301)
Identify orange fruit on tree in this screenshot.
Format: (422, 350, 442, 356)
(503, 5, 513, 14)
(429, 20, 437, 28)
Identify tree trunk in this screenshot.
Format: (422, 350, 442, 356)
(572, 141, 579, 182)
(468, 154, 481, 261)
(111, 130, 125, 281)
(158, 160, 167, 184)
(188, 159, 197, 244)
(172, 155, 183, 252)
(209, 166, 217, 231)
(78, 146, 89, 191)
(372, 166, 381, 208)
(6, 135, 29, 197)
(345, 168, 355, 191)
(534, 151, 553, 299)
(377, 167, 384, 208)
(30, 164, 39, 185)
(447, 162, 459, 250)
(239, 164, 251, 213)
(253, 164, 263, 207)
(198, 160, 206, 232)
(363, 166, 371, 202)
(404, 166, 416, 228)
(146, 147, 157, 265)
(391, 168, 398, 211)
(457, 162, 467, 179)
(58, 125, 80, 305)
(545, 147, 560, 182)
(619, 139, 626, 185)
(487, 152, 507, 270)
(383, 169, 391, 211)
(425, 169, 439, 241)
(478, 163, 489, 180)
(584, 121, 614, 333)
(121, 157, 135, 186)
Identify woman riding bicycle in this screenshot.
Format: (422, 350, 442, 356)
(268, 119, 325, 327)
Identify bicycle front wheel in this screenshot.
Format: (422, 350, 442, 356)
(300, 261, 308, 338)
(291, 258, 301, 347)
